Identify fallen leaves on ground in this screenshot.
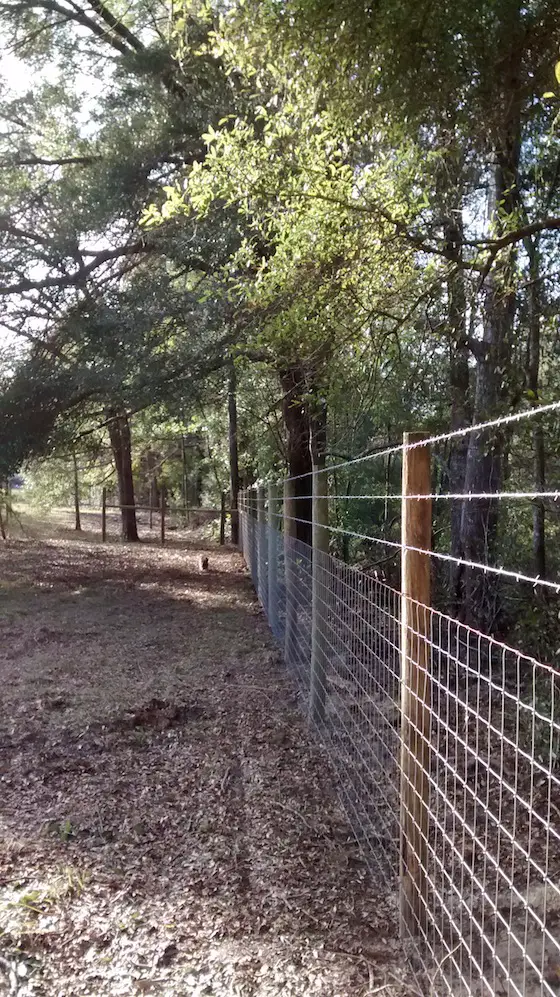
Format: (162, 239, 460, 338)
(0, 510, 415, 997)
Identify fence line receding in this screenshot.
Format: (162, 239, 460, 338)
(239, 411, 560, 997)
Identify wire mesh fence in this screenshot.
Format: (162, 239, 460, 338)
(238, 412, 560, 997)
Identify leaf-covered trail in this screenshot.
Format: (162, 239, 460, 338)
(0, 517, 413, 996)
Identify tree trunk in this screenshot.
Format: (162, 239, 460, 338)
(228, 360, 240, 545)
(460, 20, 522, 629)
(107, 409, 139, 542)
(445, 217, 471, 610)
(309, 398, 327, 472)
(460, 273, 514, 627)
(72, 451, 81, 531)
(280, 365, 312, 547)
(525, 235, 546, 579)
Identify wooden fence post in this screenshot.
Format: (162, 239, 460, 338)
(160, 485, 166, 546)
(283, 477, 297, 667)
(101, 487, 107, 542)
(220, 491, 227, 545)
(399, 432, 432, 940)
(310, 466, 329, 723)
(268, 482, 281, 635)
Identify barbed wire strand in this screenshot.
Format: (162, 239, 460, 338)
(271, 491, 560, 502)
(284, 399, 560, 481)
(279, 513, 560, 593)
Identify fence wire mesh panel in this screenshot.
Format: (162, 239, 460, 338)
(409, 604, 560, 996)
(239, 493, 560, 997)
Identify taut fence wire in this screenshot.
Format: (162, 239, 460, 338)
(239, 406, 560, 997)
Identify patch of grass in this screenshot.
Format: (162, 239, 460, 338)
(117, 911, 145, 934)
(2, 867, 90, 920)
(43, 818, 76, 842)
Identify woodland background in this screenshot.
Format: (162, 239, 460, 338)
(1, 0, 560, 659)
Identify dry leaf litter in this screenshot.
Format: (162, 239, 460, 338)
(0, 509, 417, 997)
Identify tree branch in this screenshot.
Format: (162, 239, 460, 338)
(1, 0, 189, 99)
(0, 217, 53, 245)
(86, 0, 145, 53)
(0, 240, 213, 297)
(0, 0, 131, 55)
(464, 217, 560, 251)
(0, 154, 102, 168)
(0, 240, 155, 296)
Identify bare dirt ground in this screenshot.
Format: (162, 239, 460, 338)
(0, 509, 416, 997)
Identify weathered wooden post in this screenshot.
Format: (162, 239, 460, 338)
(310, 465, 329, 723)
(160, 485, 166, 547)
(399, 432, 432, 939)
(101, 487, 107, 542)
(257, 484, 266, 606)
(268, 482, 281, 635)
(220, 490, 227, 546)
(283, 477, 298, 667)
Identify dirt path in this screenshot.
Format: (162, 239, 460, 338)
(0, 513, 413, 997)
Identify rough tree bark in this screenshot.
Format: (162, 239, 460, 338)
(525, 234, 546, 579)
(107, 409, 139, 542)
(280, 365, 312, 547)
(309, 397, 327, 475)
(228, 360, 240, 545)
(460, 15, 522, 628)
(445, 216, 471, 610)
(460, 274, 515, 628)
